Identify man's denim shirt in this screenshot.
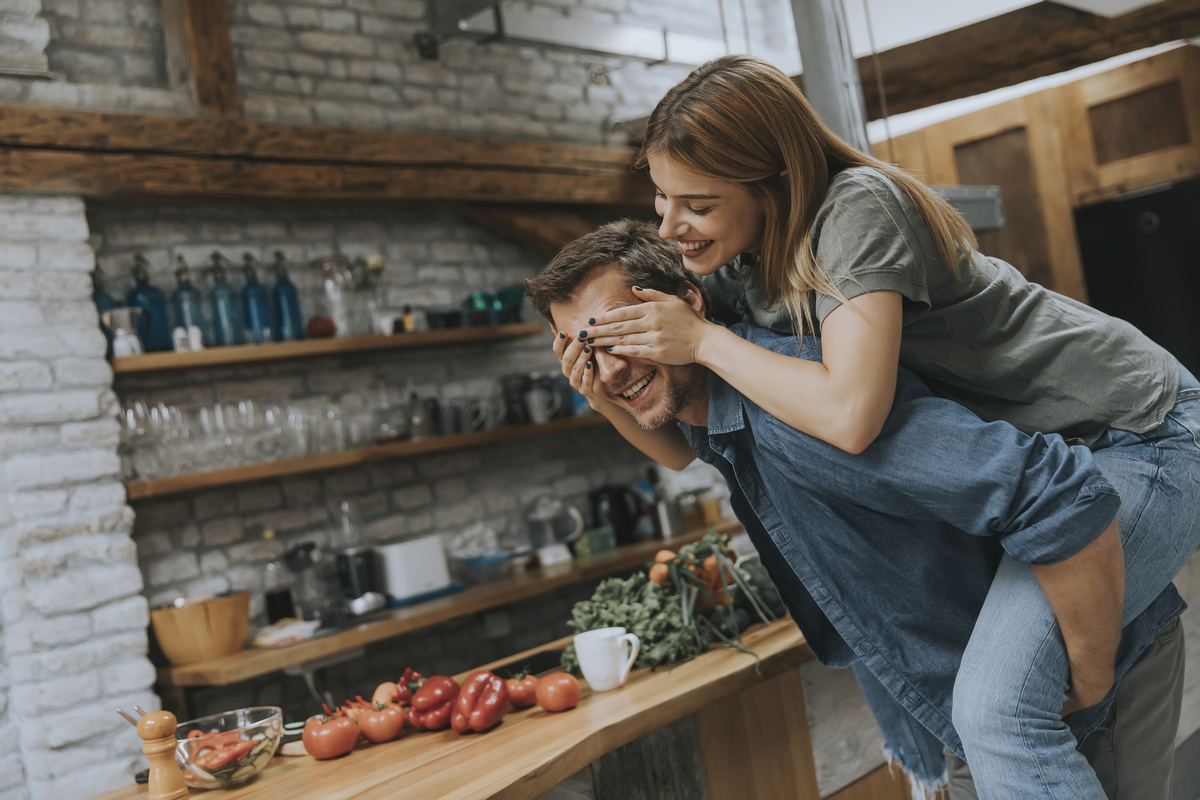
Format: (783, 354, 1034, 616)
(678, 324, 1184, 756)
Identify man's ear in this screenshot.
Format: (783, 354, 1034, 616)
(677, 281, 706, 317)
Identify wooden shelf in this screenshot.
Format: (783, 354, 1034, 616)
(111, 322, 546, 375)
(125, 415, 610, 501)
(156, 519, 745, 688)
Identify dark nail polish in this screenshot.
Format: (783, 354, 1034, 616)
(587, 337, 594, 344)
(579, 330, 587, 338)
(589, 318, 596, 325)
(607, 346, 613, 352)
(558, 332, 565, 339)
(583, 345, 590, 353)
(633, 286, 643, 291)
(585, 362, 591, 369)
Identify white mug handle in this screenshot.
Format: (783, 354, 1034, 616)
(545, 389, 562, 417)
(619, 632, 640, 685)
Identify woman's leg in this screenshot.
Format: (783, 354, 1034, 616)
(953, 555, 1103, 799)
(953, 367, 1200, 800)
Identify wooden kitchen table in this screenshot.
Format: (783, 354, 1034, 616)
(94, 619, 818, 800)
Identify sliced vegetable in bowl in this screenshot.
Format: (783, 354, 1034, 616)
(175, 706, 283, 789)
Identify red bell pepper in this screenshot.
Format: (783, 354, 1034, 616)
(408, 675, 459, 731)
(397, 667, 424, 704)
(451, 671, 510, 734)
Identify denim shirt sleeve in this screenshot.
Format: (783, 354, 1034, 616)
(734, 325, 1122, 566)
(861, 378, 1121, 565)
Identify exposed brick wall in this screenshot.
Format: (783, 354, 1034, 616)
(39, 0, 166, 86)
(0, 0, 49, 73)
(0, 196, 156, 800)
(0, 0, 798, 137)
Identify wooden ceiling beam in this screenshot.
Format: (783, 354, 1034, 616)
(861, 0, 1200, 119)
(0, 145, 648, 205)
(0, 106, 635, 173)
(162, 0, 241, 118)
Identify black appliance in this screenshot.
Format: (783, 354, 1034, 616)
(590, 484, 651, 546)
(1075, 177, 1200, 377)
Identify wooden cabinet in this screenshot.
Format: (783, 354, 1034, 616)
(1056, 46, 1200, 206)
(876, 44, 1200, 305)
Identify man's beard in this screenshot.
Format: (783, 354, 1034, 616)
(629, 365, 705, 431)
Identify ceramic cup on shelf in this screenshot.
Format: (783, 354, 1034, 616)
(523, 387, 560, 424)
(573, 626, 640, 692)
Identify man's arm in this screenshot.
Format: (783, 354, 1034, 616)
(1032, 519, 1124, 714)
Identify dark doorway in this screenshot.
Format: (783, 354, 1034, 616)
(1075, 177, 1200, 377)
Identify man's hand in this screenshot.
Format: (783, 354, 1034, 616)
(552, 329, 618, 415)
(1031, 518, 1124, 718)
(1062, 664, 1116, 716)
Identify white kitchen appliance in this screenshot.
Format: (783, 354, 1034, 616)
(377, 535, 452, 602)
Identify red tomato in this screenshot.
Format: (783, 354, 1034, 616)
(506, 674, 540, 709)
(302, 714, 358, 760)
(359, 702, 406, 743)
(535, 672, 580, 712)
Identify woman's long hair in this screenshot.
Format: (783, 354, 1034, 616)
(636, 54, 976, 334)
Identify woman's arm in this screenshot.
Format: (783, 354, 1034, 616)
(587, 288, 904, 454)
(553, 331, 696, 470)
(1031, 519, 1124, 715)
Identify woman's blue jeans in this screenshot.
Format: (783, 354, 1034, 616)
(951, 364, 1200, 799)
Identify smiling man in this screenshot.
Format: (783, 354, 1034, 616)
(525, 219, 1189, 799)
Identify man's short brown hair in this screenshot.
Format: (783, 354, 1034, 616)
(525, 219, 704, 322)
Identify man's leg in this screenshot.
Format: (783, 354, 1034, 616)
(1077, 616, 1184, 799)
(947, 617, 1184, 800)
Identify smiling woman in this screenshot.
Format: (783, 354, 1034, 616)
(650, 153, 767, 275)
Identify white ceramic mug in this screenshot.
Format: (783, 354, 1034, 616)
(574, 626, 640, 692)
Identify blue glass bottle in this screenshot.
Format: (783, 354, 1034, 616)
(126, 254, 173, 353)
(270, 251, 306, 342)
(206, 253, 244, 347)
(170, 256, 208, 348)
(91, 266, 116, 359)
(241, 254, 273, 345)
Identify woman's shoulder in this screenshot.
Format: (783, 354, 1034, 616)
(823, 166, 912, 213)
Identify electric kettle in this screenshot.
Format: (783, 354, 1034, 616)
(523, 492, 584, 566)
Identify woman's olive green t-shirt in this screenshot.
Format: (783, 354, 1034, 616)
(696, 166, 1178, 446)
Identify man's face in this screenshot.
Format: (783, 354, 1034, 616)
(549, 266, 707, 430)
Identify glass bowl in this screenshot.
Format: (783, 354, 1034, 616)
(174, 706, 283, 790)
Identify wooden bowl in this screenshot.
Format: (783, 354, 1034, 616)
(151, 591, 251, 666)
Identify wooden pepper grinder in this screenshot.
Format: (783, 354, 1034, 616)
(136, 710, 188, 800)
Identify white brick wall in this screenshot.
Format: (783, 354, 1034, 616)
(0, 195, 153, 800)
(3, 0, 797, 137)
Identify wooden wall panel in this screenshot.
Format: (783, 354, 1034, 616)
(696, 668, 820, 800)
(1089, 80, 1189, 164)
(1061, 47, 1200, 205)
(873, 130, 931, 183)
(955, 127, 1054, 289)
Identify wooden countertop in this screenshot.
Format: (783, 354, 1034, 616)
(159, 521, 744, 688)
(97, 618, 811, 800)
